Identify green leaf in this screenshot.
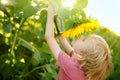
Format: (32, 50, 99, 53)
(19, 38, 42, 63)
(39, 9, 47, 30)
(73, 0, 88, 9)
(35, 28, 44, 39)
(45, 64, 57, 79)
(33, 51, 41, 63)
(64, 20, 74, 31)
(41, 72, 53, 80)
(71, 8, 86, 19)
(54, 15, 64, 32)
(16, 6, 39, 18)
(79, 9, 86, 18)
(3, 22, 11, 33)
(19, 38, 32, 51)
(57, 7, 70, 19)
(48, 0, 70, 19)
(13, 0, 44, 18)
(0, 54, 13, 77)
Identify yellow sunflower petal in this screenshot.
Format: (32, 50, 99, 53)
(62, 20, 99, 38)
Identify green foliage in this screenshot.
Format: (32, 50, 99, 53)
(73, 0, 88, 8)
(0, 0, 120, 80)
(49, 0, 88, 32)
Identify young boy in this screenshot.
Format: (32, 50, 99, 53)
(45, 6, 112, 80)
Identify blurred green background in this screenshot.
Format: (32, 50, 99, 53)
(0, 0, 120, 80)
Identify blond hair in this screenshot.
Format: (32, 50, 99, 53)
(79, 35, 113, 80)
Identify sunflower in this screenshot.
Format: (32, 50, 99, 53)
(61, 20, 99, 38)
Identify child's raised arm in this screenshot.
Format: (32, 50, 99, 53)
(58, 35, 73, 54)
(45, 6, 61, 60)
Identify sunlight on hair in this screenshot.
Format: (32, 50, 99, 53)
(1, 0, 8, 4)
(63, 0, 76, 7)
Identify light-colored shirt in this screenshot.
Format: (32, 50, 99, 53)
(56, 51, 86, 80)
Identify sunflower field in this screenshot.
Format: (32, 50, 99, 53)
(0, 0, 120, 80)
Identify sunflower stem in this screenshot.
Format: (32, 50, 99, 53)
(11, 18, 26, 58)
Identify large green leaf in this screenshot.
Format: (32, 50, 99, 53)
(19, 38, 42, 63)
(70, 8, 86, 20)
(48, 0, 70, 19)
(12, 0, 45, 18)
(48, 0, 88, 32)
(54, 15, 64, 32)
(73, 0, 88, 9)
(39, 9, 47, 30)
(63, 20, 73, 31)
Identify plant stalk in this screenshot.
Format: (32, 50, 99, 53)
(11, 18, 26, 57)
